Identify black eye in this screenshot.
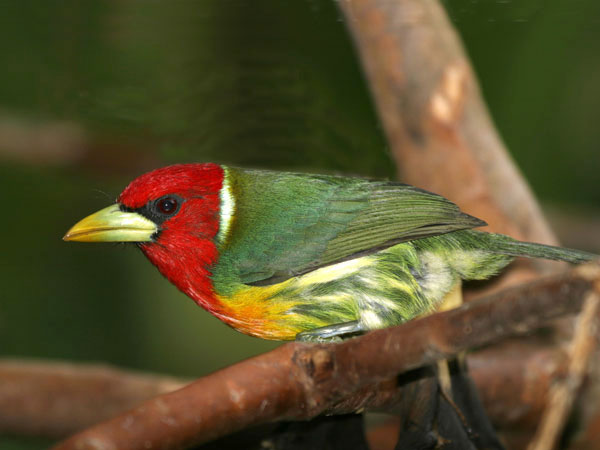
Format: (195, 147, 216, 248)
(156, 196, 179, 215)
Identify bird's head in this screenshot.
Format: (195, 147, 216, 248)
(64, 163, 226, 310)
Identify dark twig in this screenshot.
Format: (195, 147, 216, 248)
(527, 277, 600, 450)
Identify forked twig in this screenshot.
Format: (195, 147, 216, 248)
(527, 276, 600, 450)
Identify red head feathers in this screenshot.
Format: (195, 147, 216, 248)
(118, 163, 226, 314)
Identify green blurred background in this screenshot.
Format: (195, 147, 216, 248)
(1, 0, 599, 448)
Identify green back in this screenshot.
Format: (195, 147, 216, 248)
(211, 167, 485, 292)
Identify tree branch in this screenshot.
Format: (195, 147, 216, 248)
(528, 280, 600, 450)
(0, 360, 187, 439)
(337, 0, 556, 248)
(0, 344, 570, 441)
(49, 263, 599, 450)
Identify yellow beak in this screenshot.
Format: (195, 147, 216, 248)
(63, 204, 157, 243)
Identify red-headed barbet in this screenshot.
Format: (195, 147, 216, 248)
(64, 164, 597, 341)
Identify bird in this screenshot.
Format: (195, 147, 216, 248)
(64, 163, 597, 342)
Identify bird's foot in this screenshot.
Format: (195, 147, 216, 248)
(295, 320, 363, 343)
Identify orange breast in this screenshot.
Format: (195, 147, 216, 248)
(214, 281, 305, 340)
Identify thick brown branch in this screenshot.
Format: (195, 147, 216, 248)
(50, 264, 600, 450)
(338, 0, 556, 248)
(0, 345, 569, 441)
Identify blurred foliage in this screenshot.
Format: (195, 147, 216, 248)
(0, 0, 391, 175)
(0, 1, 598, 448)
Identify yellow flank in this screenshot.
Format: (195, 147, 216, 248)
(436, 280, 463, 312)
(295, 256, 371, 286)
(214, 255, 374, 340)
(383, 278, 415, 294)
(213, 252, 463, 341)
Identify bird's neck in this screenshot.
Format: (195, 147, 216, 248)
(140, 237, 226, 317)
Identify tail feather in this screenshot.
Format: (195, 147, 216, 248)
(488, 233, 598, 264)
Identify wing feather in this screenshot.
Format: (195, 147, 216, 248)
(212, 168, 485, 288)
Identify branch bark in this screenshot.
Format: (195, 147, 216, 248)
(337, 0, 556, 247)
(49, 264, 599, 450)
(0, 344, 571, 442)
(528, 282, 600, 450)
(0, 360, 187, 438)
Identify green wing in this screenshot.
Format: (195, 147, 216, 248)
(212, 167, 485, 288)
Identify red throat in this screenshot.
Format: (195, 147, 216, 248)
(118, 163, 227, 314)
(140, 237, 224, 315)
